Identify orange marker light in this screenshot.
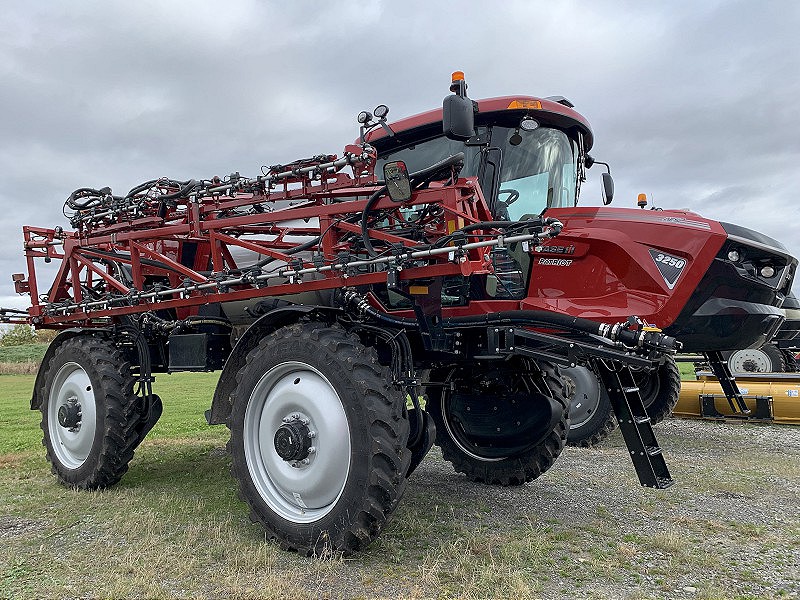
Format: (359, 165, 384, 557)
(637, 193, 648, 208)
(451, 71, 465, 82)
(507, 99, 542, 110)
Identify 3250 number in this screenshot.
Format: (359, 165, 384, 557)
(653, 253, 686, 269)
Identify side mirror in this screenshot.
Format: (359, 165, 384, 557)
(602, 172, 614, 205)
(443, 72, 474, 141)
(383, 161, 412, 203)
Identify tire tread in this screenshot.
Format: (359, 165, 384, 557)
(40, 334, 141, 490)
(228, 321, 410, 555)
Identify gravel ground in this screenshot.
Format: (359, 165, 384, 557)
(315, 417, 800, 599)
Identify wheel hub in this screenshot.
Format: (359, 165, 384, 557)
(729, 349, 771, 374)
(742, 359, 759, 372)
(57, 397, 82, 430)
(561, 366, 602, 429)
(273, 418, 313, 461)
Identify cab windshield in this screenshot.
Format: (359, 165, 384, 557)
(492, 126, 578, 219)
(376, 124, 579, 219)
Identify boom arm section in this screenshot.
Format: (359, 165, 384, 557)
(14, 147, 541, 326)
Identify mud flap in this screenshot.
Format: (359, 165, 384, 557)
(406, 408, 436, 476)
(134, 393, 163, 446)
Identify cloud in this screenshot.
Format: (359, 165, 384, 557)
(1, 0, 798, 308)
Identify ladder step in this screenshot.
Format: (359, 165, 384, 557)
(596, 362, 672, 490)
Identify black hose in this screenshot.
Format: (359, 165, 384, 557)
(125, 178, 191, 199)
(353, 323, 422, 446)
(117, 319, 153, 402)
(183, 317, 233, 329)
(362, 306, 601, 334)
(158, 179, 200, 201)
(351, 299, 680, 352)
(430, 219, 535, 249)
(408, 152, 465, 182)
(361, 153, 467, 258)
(360, 185, 390, 257)
(66, 188, 107, 210)
(249, 234, 324, 270)
(125, 179, 161, 198)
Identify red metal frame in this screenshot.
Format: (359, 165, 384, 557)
(15, 147, 498, 328)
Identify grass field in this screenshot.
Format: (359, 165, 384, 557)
(1, 369, 799, 598)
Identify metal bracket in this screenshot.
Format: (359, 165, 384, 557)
(484, 326, 656, 368)
(699, 394, 773, 421)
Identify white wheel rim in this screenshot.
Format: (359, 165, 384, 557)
(47, 362, 97, 469)
(243, 361, 351, 523)
(728, 349, 772, 373)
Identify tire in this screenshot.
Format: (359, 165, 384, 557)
(634, 355, 681, 424)
(40, 334, 141, 489)
(563, 366, 617, 447)
(228, 322, 410, 555)
(726, 344, 787, 374)
(782, 349, 798, 372)
(426, 359, 568, 486)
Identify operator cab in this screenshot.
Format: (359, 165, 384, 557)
(375, 123, 580, 221)
(368, 74, 600, 221)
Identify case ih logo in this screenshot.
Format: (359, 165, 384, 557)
(649, 249, 686, 289)
(538, 258, 573, 267)
(534, 245, 575, 255)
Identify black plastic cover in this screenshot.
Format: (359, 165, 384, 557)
(168, 333, 230, 372)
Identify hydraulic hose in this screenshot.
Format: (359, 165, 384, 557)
(361, 153, 466, 257)
(344, 291, 681, 353)
(125, 178, 192, 199)
(157, 179, 200, 201)
(360, 185, 390, 257)
(66, 188, 113, 210)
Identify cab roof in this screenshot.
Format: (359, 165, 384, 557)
(365, 95, 594, 150)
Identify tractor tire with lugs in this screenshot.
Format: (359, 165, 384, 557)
(427, 359, 568, 486)
(40, 334, 142, 489)
(635, 355, 681, 424)
(228, 322, 411, 555)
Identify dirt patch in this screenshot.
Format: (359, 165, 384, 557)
(0, 453, 27, 469)
(0, 516, 42, 539)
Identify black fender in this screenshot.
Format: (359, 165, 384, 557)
(205, 305, 341, 425)
(30, 328, 112, 410)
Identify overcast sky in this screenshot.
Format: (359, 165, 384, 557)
(1, 0, 799, 312)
